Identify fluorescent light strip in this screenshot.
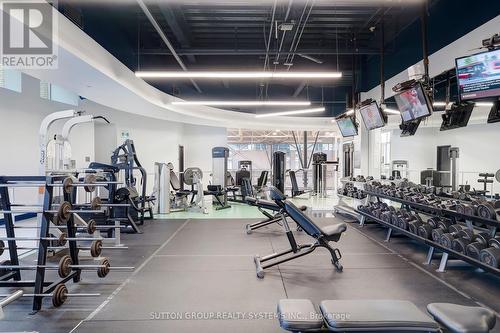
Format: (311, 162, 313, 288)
(433, 101, 449, 107)
(383, 108, 401, 115)
(475, 102, 494, 107)
(172, 100, 311, 106)
(136, 71, 342, 79)
(255, 107, 325, 118)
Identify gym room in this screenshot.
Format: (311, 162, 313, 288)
(0, 0, 499, 332)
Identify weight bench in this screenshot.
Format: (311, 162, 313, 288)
(253, 187, 346, 278)
(277, 299, 496, 333)
(204, 185, 231, 210)
(245, 197, 306, 234)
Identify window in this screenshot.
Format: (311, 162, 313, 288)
(40, 82, 79, 106)
(380, 131, 391, 165)
(0, 68, 22, 93)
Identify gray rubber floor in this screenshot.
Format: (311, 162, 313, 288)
(0, 215, 499, 333)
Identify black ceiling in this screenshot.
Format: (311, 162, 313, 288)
(58, 0, 429, 116)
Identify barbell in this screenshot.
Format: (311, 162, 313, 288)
(0, 255, 133, 278)
(0, 175, 122, 194)
(0, 284, 100, 307)
(0, 239, 104, 258)
(0, 201, 101, 224)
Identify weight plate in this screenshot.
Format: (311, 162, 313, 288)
(57, 202, 72, 224)
(83, 174, 97, 193)
(62, 177, 75, 194)
(52, 284, 68, 307)
(58, 255, 72, 278)
(87, 219, 97, 234)
(90, 240, 103, 258)
(91, 197, 102, 210)
(97, 258, 110, 278)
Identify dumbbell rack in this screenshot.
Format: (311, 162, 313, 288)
(358, 190, 499, 276)
(334, 180, 369, 221)
(0, 175, 82, 312)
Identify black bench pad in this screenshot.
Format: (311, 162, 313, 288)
(320, 300, 439, 331)
(427, 303, 496, 333)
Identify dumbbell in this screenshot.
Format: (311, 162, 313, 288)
(479, 237, 500, 268)
(397, 213, 422, 231)
(431, 219, 455, 242)
(408, 215, 425, 234)
(416, 217, 439, 239)
(390, 209, 409, 225)
(451, 230, 478, 254)
(440, 226, 472, 249)
(466, 233, 492, 260)
(477, 201, 500, 220)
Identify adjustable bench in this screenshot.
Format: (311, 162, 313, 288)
(245, 197, 306, 234)
(277, 299, 496, 333)
(253, 187, 347, 278)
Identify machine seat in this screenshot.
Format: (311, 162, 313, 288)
(320, 300, 439, 332)
(320, 224, 348, 238)
(427, 303, 496, 333)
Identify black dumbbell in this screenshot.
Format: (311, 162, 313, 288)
(408, 215, 425, 234)
(477, 201, 500, 220)
(391, 209, 409, 225)
(479, 237, 500, 268)
(466, 233, 492, 260)
(431, 219, 455, 242)
(440, 226, 470, 249)
(417, 217, 441, 239)
(452, 230, 478, 254)
(398, 214, 421, 231)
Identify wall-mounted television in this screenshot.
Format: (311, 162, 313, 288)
(394, 82, 433, 123)
(399, 119, 421, 137)
(359, 100, 386, 130)
(440, 102, 474, 131)
(336, 117, 358, 137)
(455, 48, 500, 101)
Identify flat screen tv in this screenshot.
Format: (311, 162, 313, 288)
(455, 48, 500, 101)
(336, 117, 358, 137)
(394, 82, 433, 123)
(440, 102, 474, 131)
(359, 101, 386, 130)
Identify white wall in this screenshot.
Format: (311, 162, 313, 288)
(386, 122, 500, 190)
(182, 124, 227, 177)
(0, 73, 228, 197)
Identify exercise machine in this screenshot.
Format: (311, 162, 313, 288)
(312, 152, 327, 197)
(253, 186, 346, 278)
(206, 147, 231, 210)
(272, 151, 286, 194)
(111, 140, 154, 224)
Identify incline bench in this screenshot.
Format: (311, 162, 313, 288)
(253, 187, 347, 278)
(277, 299, 496, 333)
(245, 196, 306, 234)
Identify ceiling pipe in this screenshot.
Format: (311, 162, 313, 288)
(420, 0, 430, 83)
(288, 1, 315, 66)
(136, 0, 202, 93)
(274, 0, 294, 64)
